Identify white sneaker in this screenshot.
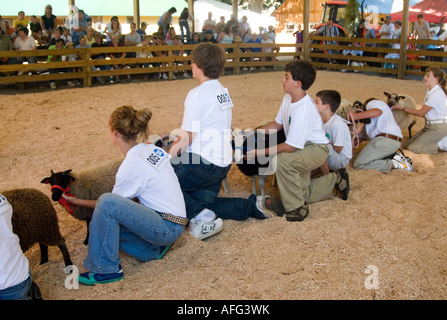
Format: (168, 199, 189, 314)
(67, 81, 76, 88)
(183, 73, 190, 78)
(392, 151, 413, 171)
(242, 67, 248, 71)
(162, 74, 168, 80)
(249, 67, 256, 71)
(50, 82, 56, 89)
(189, 217, 223, 240)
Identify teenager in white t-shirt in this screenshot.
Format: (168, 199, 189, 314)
(392, 67, 447, 154)
(315, 90, 352, 172)
(62, 106, 187, 286)
(0, 193, 31, 300)
(349, 99, 412, 172)
(169, 43, 283, 240)
(250, 61, 350, 222)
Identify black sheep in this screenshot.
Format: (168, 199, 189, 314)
(2, 188, 72, 269)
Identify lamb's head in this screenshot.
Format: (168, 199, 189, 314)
(384, 91, 406, 107)
(232, 129, 254, 164)
(41, 170, 76, 202)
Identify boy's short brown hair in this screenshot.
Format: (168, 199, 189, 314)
(316, 90, 341, 113)
(191, 43, 226, 79)
(284, 60, 316, 91)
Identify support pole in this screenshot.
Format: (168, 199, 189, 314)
(398, 0, 410, 79)
(303, 0, 310, 61)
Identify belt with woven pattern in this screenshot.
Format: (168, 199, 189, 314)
(157, 211, 188, 226)
(377, 133, 403, 142)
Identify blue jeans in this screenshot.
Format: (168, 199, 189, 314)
(84, 193, 184, 274)
(172, 152, 265, 221)
(0, 271, 31, 300)
(179, 20, 190, 42)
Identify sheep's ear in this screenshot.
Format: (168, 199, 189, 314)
(399, 96, 406, 100)
(41, 177, 51, 184)
(61, 169, 76, 182)
(383, 92, 391, 98)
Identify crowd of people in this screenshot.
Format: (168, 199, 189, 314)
(306, 13, 447, 72)
(1, 6, 280, 88)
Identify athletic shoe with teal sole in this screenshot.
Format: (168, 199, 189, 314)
(78, 265, 123, 286)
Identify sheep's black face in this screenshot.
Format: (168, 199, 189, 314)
(41, 170, 75, 202)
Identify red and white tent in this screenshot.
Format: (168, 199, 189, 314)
(390, 0, 447, 23)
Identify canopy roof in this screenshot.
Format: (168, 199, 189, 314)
(389, 0, 447, 23)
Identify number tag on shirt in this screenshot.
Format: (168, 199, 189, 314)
(215, 88, 234, 110)
(139, 147, 171, 172)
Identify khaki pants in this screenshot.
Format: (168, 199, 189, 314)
(276, 143, 337, 212)
(353, 136, 400, 173)
(405, 123, 447, 154)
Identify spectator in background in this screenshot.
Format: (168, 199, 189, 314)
(218, 22, 234, 53)
(267, 25, 275, 42)
(3, 21, 15, 38)
(202, 30, 217, 43)
(136, 35, 153, 81)
(91, 32, 111, 85)
(14, 11, 28, 29)
(414, 13, 430, 49)
(29, 15, 43, 45)
(437, 29, 447, 73)
(108, 34, 131, 83)
(215, 16, 226, 35)
(261, 32, 276, 69)
(293, 24, 303, 58)
(313, 17, 339, 58)
(0, 32, 16, 66)
(47, 38, 77, 89)
(61, 27, 72, 44)
(238, 16, 250, 39)
(14, 27, 37, 64)
(158, 7, 177, 37)
(246, 32, 262, 71)
(104, 16, 122, 42)
(189, 32, 201, 44)
(48, 27, 63, 46)
(178, 7, 193, 43)
(84, 27, 96, 46)
(125, 22, 141, 58)
(378, 15, 394, 44)
(70, 9, 89, 45)
(41, 4, 57, 43)
(136, 22, 148, 41)
(106, 19, 122, 44)
(202, 12, 216, 33)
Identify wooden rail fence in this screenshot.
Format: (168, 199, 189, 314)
(1, 37, 446, 88)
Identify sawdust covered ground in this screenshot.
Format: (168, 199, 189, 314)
(1, 69, 447, 300)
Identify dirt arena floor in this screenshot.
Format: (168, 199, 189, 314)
(1, 69, 447, 301)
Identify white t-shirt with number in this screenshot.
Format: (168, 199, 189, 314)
(275, 93, 328, 149)
(112, 143, 186, 218)
(182, 79, 233, 167)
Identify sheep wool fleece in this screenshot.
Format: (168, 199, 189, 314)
(0, 193, 29, 292)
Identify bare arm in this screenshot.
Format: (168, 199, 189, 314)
(392, 104, 432, 118)
(168, 129, 196, 158)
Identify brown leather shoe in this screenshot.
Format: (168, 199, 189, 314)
(285, 205, 309, 222)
